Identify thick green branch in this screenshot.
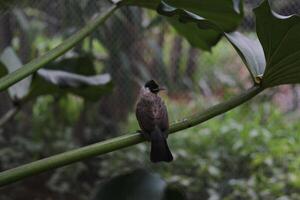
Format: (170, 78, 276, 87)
(0, 5, 118, 91)
(169, 85, 263, 133)
(0, 85, 263, 187)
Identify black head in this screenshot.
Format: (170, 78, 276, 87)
(145, 80, 160, 94)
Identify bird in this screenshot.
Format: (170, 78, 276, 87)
(135, 80, 173, 163)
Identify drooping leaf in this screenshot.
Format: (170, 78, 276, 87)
(0, 47, 31, 100)
(156, 0, 243, 50)
(27, 55, 111, 101)
(225, 32, 266, 83)
(254, 0, 300, 87)
(44, 55, 97, 76)
(121, 0, 243, 51)
(166, 18, 221, 51)
(159, 0, 243, 32)
(29, 69, 113, 101)
(93, 169, 185, 200)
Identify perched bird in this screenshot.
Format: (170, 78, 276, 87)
(135, 80, 173, 163)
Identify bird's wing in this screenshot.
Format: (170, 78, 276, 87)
(153, 99, 169, 132)
(136, 100, 156, 133)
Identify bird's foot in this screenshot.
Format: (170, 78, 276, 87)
(137, 130, 151, 141)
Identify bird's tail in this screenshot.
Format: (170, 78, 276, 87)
(150, 127, 173, 163)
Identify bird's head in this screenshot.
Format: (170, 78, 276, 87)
(144, 80, 165, 94)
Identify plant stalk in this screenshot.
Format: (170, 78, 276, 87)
(0, 85, 263, 187)
(0, 5, 118, 92)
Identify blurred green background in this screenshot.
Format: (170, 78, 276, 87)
(1, 0, 300, 199)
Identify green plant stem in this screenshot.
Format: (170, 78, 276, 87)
(0, 85, 263, 187)
(0, 5, 118, 92)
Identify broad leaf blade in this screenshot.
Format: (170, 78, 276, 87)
(158, 2, 221, 50)
(254, 0, 300, 87)
(44, 55, 96, 75)
(30, 69, 112, 101)
(225, 32, 266, 83)
(157, 0, 243, 50)
(161, 0, 243, 32)
(0, 47, 31, 100)
(122, 0, 243, 51)
(28, 55, 111, 101)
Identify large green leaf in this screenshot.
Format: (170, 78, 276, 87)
(44, 55, 96, 76)
(166, 18, 221, 51)
(0, 47, 32, 100)
(223, 0, 300, 88)
(121, 0, 243, 51)
(225, 32, 265, 83)
(29, 69, 113, 101)
(254, 0, 300, 87)
(159, 0, 243, 32)
(25, 55, 112, 101)
(156, 0, 243, 50)
(93, 169, 185, 200)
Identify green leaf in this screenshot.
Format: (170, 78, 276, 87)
(160, 0, 243, 32)
(44, 55, 96, 76)
(29, 69, 113, 101)
(254, 0, 300, 87)
(225, 32, 266, 83)
(156, 0, 243, 50)
(93, 169, 185, 200)
(166, 18, 221, 51)
(0, 5, 117, 92)
(122, 0, 242, 50)
(0, 47, 31, 100)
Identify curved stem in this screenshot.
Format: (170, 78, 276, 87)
(0, 4, 118, 92)
(0, 85, 263, 186)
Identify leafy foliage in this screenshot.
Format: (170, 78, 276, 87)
(255, 1, 300, 87)
(109, 100, 300, 200)
(0, 49, 113, 101)
(28, 55, 113, 101)
(225, 1, 300, 87)
(30, 69, 112, 101)
(123, 0, 243, 50)
(157, 0, 243, 50)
